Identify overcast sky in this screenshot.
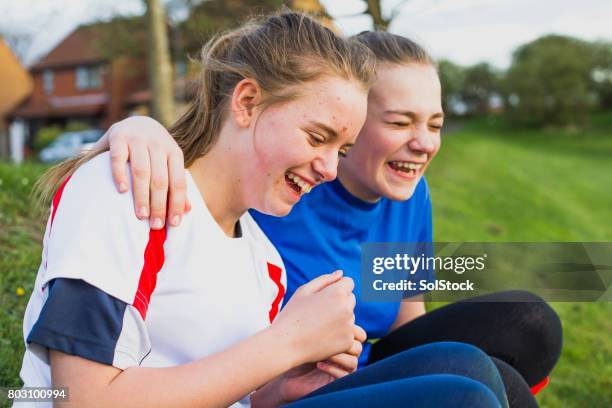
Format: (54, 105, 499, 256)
(2, 0, 612, 68)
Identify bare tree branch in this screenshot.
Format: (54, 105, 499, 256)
(365, 0, 389, 30)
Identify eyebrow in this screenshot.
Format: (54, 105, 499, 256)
(310, 121, 339, 139)
(384, 110, 445, 120)
(308, 121, 355, 147)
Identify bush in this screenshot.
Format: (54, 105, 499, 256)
(33, 125, 62, 152)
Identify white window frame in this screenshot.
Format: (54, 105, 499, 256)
(75, 65, 102, 90)
(43, 69, 54, 94)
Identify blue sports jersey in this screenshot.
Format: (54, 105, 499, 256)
(250, 176, 433, 365)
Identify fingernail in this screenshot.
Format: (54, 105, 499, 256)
(119, 182, 128, 192)
(171, 215, 181, 227)
(138, 207, 149, 218)
(151, 218, 163, 229)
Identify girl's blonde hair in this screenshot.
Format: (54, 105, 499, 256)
(34, 12, 376, 209)
(352, 30, 435, 67)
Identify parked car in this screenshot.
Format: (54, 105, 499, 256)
(39, 129, 104, 163)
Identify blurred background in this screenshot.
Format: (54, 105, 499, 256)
(0, 1, 610, 407)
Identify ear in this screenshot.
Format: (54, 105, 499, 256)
(230, 78, 262, 128)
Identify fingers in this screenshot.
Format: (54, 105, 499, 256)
(353, 325, 367, 343)
(323, 353, 359, 374)
(340, 276, 355, 293)
(167, 149, 188, 227)
(109, 133, 130, 193)
(316, 361, 352, 379)
(346, 339, 363, 358)
(148, 146, 169, 229)
(128, 141, 151, 220)
(295, 270, 343, 295)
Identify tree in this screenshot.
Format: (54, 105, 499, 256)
(145, 0, 176, 127)
(504, 35, 595, 127)
(179, 0, 284, 57)
(590, 40, 612, 109)
(437, 59, 465, 115)
(461, 63, 501, 115)
(328, 0, 411, 31)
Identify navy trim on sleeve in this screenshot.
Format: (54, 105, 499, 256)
(27, 278, 128, 366)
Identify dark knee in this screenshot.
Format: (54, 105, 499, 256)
(495, 291, 563, 383)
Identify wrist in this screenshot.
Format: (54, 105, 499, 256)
(251, 378, 285, 408)
(264, 324, 304, 369)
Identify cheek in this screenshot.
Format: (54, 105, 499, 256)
(429, 135, 442, 158)
(369, 132, 403, 166)
(253, 125, 295, 170)
(355, 128, 394, 163)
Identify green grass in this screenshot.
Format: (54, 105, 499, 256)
(0, 161, 48, 396)
(0, 116, 611, 407)
(426, 116, 612, 407)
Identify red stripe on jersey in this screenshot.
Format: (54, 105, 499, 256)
(133, 228, 167, 320)
(530, 376, 549, 395)
(267, 262, 285, 323)
(44, 176, 73, 276)
(49, 176, 72, 234)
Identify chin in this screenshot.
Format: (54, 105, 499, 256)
(383, 184, 418, 202)
(258, 200, 294, 217)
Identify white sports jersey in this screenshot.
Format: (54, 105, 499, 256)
(18, 152, 286, 408)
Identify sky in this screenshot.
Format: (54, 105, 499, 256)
(2, 0, 612, 68)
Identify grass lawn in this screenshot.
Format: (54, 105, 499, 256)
(0, 115, 610, 407)
(426, 115, 612, 407)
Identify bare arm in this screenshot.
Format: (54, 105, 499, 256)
(388, 294, 426, 333)
(51, 272, 357, 407)
(52, 326, 292, 408)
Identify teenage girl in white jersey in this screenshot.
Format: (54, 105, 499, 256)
(20, 12, 372, 407)
(19, 12, 507, 408)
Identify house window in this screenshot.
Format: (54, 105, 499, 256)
(76, 65, 103, 89)
(43, 70, 54, 94)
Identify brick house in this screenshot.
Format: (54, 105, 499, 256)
(10, 23, 151, 148)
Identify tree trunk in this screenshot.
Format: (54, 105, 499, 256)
(145, 0, 175, 126)
(365, 0, 390, 30)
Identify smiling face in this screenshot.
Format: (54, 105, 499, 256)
(338, 63, 443, 202)
(243, 76, 368, 216)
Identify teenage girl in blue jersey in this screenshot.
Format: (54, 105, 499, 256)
(24, 13, 509, 408)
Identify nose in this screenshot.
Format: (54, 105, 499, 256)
(408, 123, 436, 155)
(312, 149, 338, 182)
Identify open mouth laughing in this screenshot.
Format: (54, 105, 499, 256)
(285, 171, 314, 196)
(386, 160, 425, 179)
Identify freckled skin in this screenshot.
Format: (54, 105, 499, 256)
(238, 77, 368, 216)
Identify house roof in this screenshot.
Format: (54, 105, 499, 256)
(31, 16, 149, 72)
(31, 25, 107, 71)
(11, 93, 108, 119)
